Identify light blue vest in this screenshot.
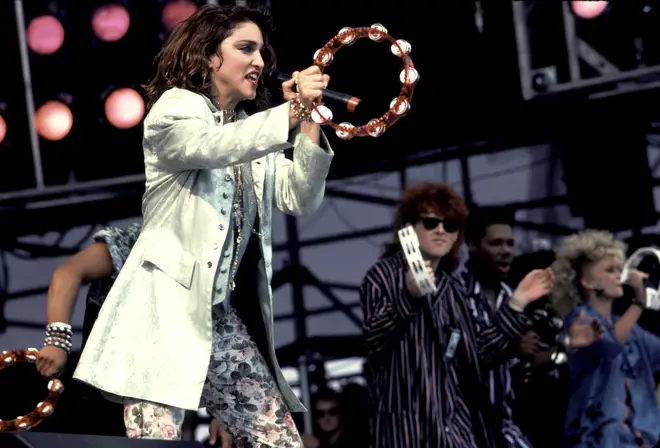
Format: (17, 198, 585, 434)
(211, 163, 257, 306)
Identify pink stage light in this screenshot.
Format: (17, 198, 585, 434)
(27, 15, 65, 55)
(0, 115, 6, 144)
(162, 0, 198, 32)
(92, 4, 131, 42)
(104, 88, 145, 129)
(571, 1, 608, 19)
(35, 101, 73, 141)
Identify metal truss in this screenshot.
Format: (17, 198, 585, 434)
(0, 129, 589, 432)
(3, 0, 660, 439)
(3, 138, 660, 436)
(512, 1, 660, 101)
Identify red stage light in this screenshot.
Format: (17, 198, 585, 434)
(92, 4, 131, 42)
(35, 101, 73, 141)
(27, 15, 65, 55)
(571, 1, 608, 19)
(162, 0, 198, 32)
(0, 115, 6, 144)
(104, 88, 145, 129)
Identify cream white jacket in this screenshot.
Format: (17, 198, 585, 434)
(74, 87, 333, 411)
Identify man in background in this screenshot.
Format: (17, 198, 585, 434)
(462, 206, 536, 448)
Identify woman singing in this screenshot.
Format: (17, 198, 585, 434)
(73, 4, 333, 447)
(551, 230, 660, 447)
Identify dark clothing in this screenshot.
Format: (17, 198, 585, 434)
(512, 299, 568, 448)
(461, 271, 532, 448)
(360, 252, 530, 448)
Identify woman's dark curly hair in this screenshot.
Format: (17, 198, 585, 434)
(143, 4, 276, 113)
(383, 182, 469, 273)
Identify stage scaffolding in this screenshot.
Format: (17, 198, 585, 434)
(4, 0, 660, 437)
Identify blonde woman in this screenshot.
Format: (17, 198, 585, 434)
(551, 230, 660, 448)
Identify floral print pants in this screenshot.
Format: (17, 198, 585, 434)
(124, 307, 302, 447)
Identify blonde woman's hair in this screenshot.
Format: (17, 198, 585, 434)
(550, 230, 626, 317)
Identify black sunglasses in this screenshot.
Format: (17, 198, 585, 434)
(314, 407, 340, 418)
(419, 217, 460, 233)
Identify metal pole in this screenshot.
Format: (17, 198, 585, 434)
(511, 1, 535, 101)
(285, 215, 312, 433)
(14, 0, 45, 189)
(398, 165, 407, 192)
(561, 2, 581, 82)
(459, 145, 473, 206)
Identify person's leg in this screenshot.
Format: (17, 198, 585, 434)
(201, 307, 302, 447)
(123, 398, 186, 440)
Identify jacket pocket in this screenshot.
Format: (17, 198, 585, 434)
(141, 231, 196, 289)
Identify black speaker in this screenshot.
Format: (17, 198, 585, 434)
(0, 432, 204, 448)
(556, 101, 657, 231)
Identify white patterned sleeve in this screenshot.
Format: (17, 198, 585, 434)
(92, 224, 142, 279)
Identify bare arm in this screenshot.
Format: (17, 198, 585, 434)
(614, 303, 643, 344)
(614, 270, 647, 344)
(46, 243, 114, 325)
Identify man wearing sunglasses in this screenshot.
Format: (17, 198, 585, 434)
(462, 206, 533, 448)
(360, 182, 553, 448)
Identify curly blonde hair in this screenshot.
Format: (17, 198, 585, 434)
(551, 230, 626, 317)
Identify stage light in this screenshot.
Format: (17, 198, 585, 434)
(104, 88, 145, 129)
(35, 101, 73, 141)
(0, 114, 6, 144)
(92, 3, 131, 42)
(162, 0, 197, 32)
(571, 1, 608, 19)
(26, 15, 65, 55)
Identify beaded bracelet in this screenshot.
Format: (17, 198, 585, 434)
(290, 93, 312, 122)
(44, 322, 73, 354)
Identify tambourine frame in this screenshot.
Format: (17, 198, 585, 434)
(0, 348, 64, 433)
(398, 225, 436, 296)
(311, 25, 417, 139)
(621, 247, 660, 309)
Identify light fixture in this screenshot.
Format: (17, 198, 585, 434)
(92, 3, 131, 42)
(161, 0, 198, 32)
(26, 15, 65, 55)
(571, 1, 609, 19)
(0, 114, 6, 145)
(35, 100, 73, 141)
(104, 87, 145, 129)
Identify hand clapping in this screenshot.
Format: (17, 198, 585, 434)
(511, 268, 554, 309)
(567, 310, 604, 349)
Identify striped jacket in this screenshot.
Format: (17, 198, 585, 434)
(360, 252, 531, 448)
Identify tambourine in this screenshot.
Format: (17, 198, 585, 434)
(621, 247, 660, 311)
(398, 225, 436, 296)
(310, 24, 418, 139)
(0, 348, 64, 433)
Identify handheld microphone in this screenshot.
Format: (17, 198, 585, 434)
(267, 69, 361, 113)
